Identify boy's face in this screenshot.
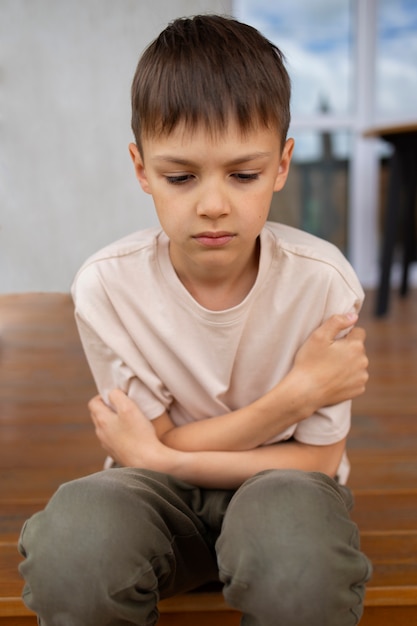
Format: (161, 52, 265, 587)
(129, 121, 293, 279)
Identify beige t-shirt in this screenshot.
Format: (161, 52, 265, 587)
(72, 222, 364, 484)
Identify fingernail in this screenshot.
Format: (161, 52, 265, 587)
(346, 312, 358, 322)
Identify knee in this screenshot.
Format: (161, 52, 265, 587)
(21, 470, 153, 566)
(220, 469, 352, 548)
(217, 470, 371, 625)
(21, 468, 176, 563)
(18, 469, 164, 623)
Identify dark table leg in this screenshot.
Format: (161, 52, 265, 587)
(375, 150, 402, 316)
(400, 147, 417, 297)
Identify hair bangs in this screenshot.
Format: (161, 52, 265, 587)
(131, 15, 291, 151)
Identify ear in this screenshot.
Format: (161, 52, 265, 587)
(128, 143, 152, 194)
(273, 138, 294, 192)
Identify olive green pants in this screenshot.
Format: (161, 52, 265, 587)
(18, 468, 372, 626)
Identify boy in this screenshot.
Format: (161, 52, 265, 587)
(19, 14, 371, 626)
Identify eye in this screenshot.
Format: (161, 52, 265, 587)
(165, 174, 194, 185)
(233, 172, 260, 183)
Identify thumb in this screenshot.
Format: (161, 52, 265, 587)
(319, 312, 359, 341)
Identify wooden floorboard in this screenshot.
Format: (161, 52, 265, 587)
(1, 288, 417, 624)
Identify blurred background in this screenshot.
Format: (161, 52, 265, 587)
(1, 0, 416, 292)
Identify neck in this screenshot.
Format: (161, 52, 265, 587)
(171, 239, 260, 311)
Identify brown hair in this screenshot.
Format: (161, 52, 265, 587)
(131, 14, 291, 153)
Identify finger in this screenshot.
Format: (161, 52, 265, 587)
(347, 326, 366, 342)
(108, 388, 130, 410)
(316, 312, 359, 342)
(88, 394, 105, 413)
(108, 390, 142, 421)
(89, 395, 116, 426)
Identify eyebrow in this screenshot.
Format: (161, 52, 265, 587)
(151, 152, 273, 167)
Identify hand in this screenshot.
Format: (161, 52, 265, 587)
(88, 390, 165, 467)
(292, 313, 369, 409)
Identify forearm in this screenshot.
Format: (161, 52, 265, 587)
(161, 314, 368, 453)
(160, 369, 316, 452)
(89, 390, 347, 489)
(140, 438, 346, 490)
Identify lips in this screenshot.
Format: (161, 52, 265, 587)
(193, 231, 235, 247)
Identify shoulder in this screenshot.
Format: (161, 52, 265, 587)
(72, 227, 164, 304)
(262, 221, 363, 300)
(75, 227, 163, 271)
(264, 221, 347, 264)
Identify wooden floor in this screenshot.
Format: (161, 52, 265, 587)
(0, 288, 417, 625)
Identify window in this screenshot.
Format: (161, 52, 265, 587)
(376, 0, 417, 120)
(236, 0, 353, 117)
(234, 0, 417, 287)
(269, 130, 351, 253)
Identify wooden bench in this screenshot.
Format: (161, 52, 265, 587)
(1, 292, 417, 625)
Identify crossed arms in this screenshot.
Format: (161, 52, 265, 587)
(88, 313, 368, 489)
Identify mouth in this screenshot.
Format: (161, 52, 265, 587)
(192, 231, 236, 248)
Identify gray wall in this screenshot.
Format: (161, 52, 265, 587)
(0, 0, 232, 293)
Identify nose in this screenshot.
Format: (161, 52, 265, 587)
(196, 179, 231, 219)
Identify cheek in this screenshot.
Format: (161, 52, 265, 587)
(251, 189, 274, 222)
(153, 199, 184, 234)
(239, 199, 270, 233)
